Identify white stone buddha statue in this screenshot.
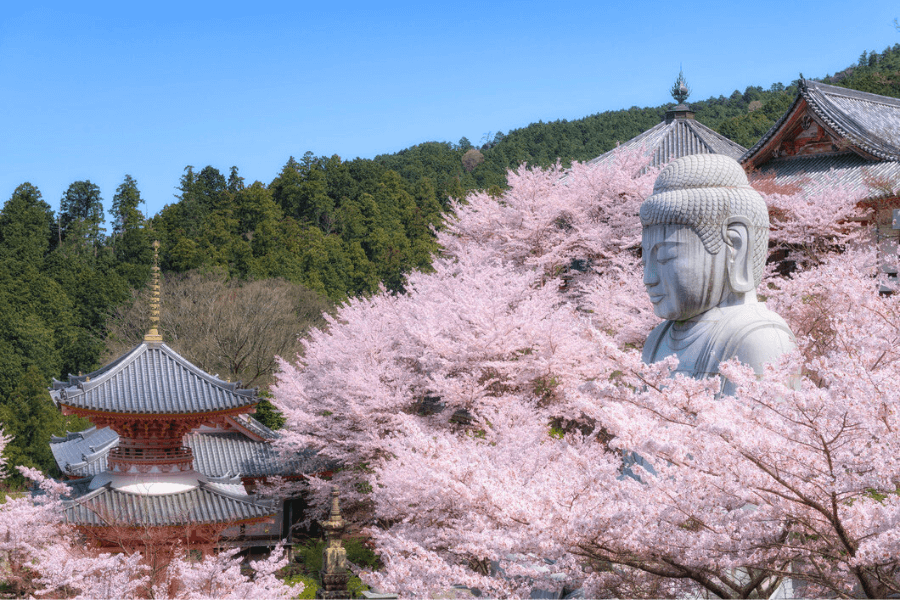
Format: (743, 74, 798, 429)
(640, 154, 795, 396)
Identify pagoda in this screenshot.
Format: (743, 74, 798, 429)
(49, 244, 287, 550)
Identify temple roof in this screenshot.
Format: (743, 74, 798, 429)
(743, 80, 900, 169)
(587, 105, 747, 169)
(50, 427, 120, 476)
(50, 420, 324, 480)
(50, 343, 257, 415)
(65, 481, 275, 527)
(748, 152, 900, 199)
(188, 431, 321, 478)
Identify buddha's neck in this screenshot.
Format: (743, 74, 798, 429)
(677, 290, 759, 325)
(719, 289, 757, 309)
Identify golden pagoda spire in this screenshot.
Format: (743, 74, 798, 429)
(144, 240, 163, 343)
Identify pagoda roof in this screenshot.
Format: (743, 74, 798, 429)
(50, 426, 120, 477)
(65, 481, 275, 527)
(188, 431, 322, 478)
(49, 420, 326, 480)
(587, 106, 746, 169)
(51, 343, 257, 415)
(743, 80, 900, 169)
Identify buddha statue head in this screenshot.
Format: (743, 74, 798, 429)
(640, 154, 770, 322)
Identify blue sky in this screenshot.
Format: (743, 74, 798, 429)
(2, 1, 899, 219)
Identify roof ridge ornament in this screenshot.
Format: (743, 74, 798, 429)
(671, 68, 691, 105)
(144, 241, 163, 343)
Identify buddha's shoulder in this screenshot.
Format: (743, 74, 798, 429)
(718, 303, 796, 368)
(721, 302, 791, 329)
(642, 303, 795, 367)
(643, 319, 672, 362)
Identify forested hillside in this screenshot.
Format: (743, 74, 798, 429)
(0, 182, 132, 477)
(152, 155, 442, 300)
(2, 43, 899, 477)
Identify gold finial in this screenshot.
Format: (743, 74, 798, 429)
(144, 241, 163, 343)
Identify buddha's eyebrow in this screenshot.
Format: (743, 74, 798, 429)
(642, 240, 680, 265)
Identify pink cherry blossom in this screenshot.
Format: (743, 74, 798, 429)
(274, 149, 900, 598)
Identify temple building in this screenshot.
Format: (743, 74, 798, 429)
(741, 79, 900, 188)
(587, 71, 747, 169)
(740, 79, 900, 276)
(49, 248, 317, 550)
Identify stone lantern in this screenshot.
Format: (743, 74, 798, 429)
(317, 489, 351, 599)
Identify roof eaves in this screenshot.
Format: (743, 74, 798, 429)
(75, 344, 148, 390)
(804, 83, 900, 161)
(741, 88, 807, 165)
(64, 483, 276, 527)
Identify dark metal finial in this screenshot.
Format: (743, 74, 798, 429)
(671, 69, 691, 104)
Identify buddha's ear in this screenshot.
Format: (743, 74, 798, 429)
(723, 216, 755, 293)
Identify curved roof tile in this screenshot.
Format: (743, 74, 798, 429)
(65, 482, 275, 527)
(51, 343, 257, 415)
(587, 112, 746, 169)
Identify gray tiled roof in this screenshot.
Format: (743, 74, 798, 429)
(187, 431, 321, 478)
(231, 414, 278, 439)
(50, 427, 119, 478)
(50, 343, 257, 415)
(743, 80, 900, 163)
(749, 152, 900, 198)
(49, 422, 322, 479)
(65, 482, 275, 527)
(587, 111, 746, 168)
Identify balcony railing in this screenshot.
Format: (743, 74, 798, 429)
(108, 446, 194, 472)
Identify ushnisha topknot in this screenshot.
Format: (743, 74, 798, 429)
(640, 154, 770, 285)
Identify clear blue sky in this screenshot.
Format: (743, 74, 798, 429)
(2, 1, 898, 219)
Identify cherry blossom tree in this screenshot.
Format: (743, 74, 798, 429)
(161, 545, 293, 600)
(573, 248, 900, 598)
(273, 149, 656, 595)
(752, 171, 868, 268)
(0, 462, 146, 599)
(274, 150, 900, 598)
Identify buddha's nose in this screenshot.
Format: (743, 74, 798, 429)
(643, 262, 658, 287)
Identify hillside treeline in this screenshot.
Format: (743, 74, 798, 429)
(153, 154, 442, 300)
(2, 43, 900, 477)
(0, 181, 132, 477)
